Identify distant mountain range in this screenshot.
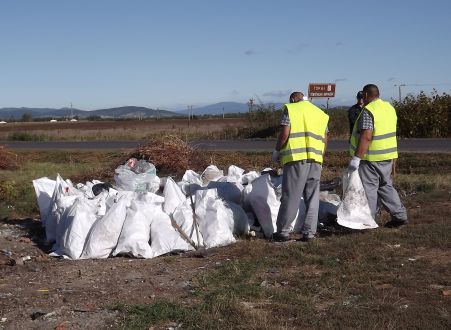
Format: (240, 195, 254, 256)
(176, 102, 284, 116)
(0, 106, 178, 120)
(0, 102, 286, 120)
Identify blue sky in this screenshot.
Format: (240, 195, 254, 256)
(1, 0, 451, 110)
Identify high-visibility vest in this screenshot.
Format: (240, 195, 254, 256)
(350, 98, 398, 161)
(280, 101, 329, 165)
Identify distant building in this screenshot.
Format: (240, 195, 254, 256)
(0, 121, 6, 124)
(50, 119, 57, 122)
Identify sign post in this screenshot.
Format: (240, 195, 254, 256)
(308, 83, 336, 111)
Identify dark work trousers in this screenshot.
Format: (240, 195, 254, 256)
(359, 160, 407, 221)
(276, 161, 321, 238)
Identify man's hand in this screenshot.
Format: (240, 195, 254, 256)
(272, 149, 280, 163)
(348, 156, 361, 172)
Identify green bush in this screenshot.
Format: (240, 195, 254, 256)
(394, 90, 451, 137)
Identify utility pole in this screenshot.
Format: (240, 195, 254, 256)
(247, 98, 254, 113)
(222, 107, 225, 119)
(70, 102, 73, 120)
(187, 105, 193, 127)
(394, 84, 406, 102)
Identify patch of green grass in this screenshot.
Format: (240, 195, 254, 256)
(0, 151, 123, 218)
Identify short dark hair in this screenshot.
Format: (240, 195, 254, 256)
(363, 84, 379, 97)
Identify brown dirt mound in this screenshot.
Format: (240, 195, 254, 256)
(130, 136, 209, 177)
(0, 145, 19, 170)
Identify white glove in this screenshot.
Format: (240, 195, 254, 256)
(348, 156, 361, 172)
(272, 149, 280, 163)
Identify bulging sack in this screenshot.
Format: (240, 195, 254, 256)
(337, 171, 378, 230)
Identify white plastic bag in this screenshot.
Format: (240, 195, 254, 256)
(46, 174, 80, 243)
(81, 194, 131, 259)
(337, 171, 378, 229)
(150, 208, 193, 257)
(242, 174, 280, 238)
(172, 198, 204, 247)
(32, 177, 56, 227)
(114, 162, 160, 193)
(163, 177, 186, 215)
(225, 202, 250, 236)
(53, 197, 99, 259)
(195, 189, 236, 248)
(113, 199, 154, 258)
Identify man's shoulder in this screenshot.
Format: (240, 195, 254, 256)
(348, 104, 361, 111)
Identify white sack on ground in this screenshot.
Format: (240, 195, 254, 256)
(163, 177, 186, 215)
(114, 161, 160, 193)
(150, 208, 193, 257)
(225, 202, 250, 236)
(318, 191, 341, 223)
(181, 170, 202, 185)
(226, 165, 245, 182)
(337, 171, 378, 229)
(201, 165, 223, 185)
(195, 189, 236, 248)
(46, 174, 80, 243)
(81, 195, 131, 259)
(243, 174, 280, 238)
(172, 198, 204, 247)
(113, 199, 154, 258)
(32, 177, 56, 227)
(53, 197, 99, 259)
(54, 190, 108, 253)
(206, 181, 243, 204)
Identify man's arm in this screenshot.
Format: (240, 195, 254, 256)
(276, 125, 290, 151)
(355, 129, 372, 158)
(323, 131, 328, 156)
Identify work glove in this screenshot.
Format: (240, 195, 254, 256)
(272, 149, 280, 163)
(348, 156, 361, 172)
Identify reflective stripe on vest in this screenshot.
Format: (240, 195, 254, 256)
(280, 101, 329, 165)
(349, 98, 398, 161)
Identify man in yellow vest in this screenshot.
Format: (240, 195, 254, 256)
(272, 92, 329, 241)
(348, 84, 408, 227)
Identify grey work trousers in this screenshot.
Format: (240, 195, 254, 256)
(358, 160, 407, 221)
(276, 161, 321, 238)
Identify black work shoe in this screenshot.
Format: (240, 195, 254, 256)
(271, 233, 291, 242)
(384, 220, 408, 228)
(298, 235, 315, 242)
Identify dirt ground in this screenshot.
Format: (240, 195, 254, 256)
(0, 217, 238, 329)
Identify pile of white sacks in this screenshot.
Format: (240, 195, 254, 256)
(32, 159, 370, 260)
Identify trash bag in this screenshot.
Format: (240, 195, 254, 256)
(81, 194, 132, 259)
(163, 177, 186, 215)
(32, 177, 56, 227)
(113, 199, 155, 259)
(150, 208, 193, 257)
(53, 197, 100, 259)
(337, 171, 378, 229)
(172, 197, 204, 247)
(242, 174, 280, 238)
(45, 174, 81, 243)
(195, 188, 236, 248)
(114, 159, 160, 193)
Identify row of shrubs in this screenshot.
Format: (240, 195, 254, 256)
(243, 91, 451, 139)
(394, 90, 450, 138)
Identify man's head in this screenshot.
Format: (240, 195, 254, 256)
(289, 92, 304, 103)
(356, 91, 364, 105)
(362, 84, 380, 105)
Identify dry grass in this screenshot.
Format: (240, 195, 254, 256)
(0, 118, 247, 141)
(129, 136, 210, 178)
(0, 145, 19, 170)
